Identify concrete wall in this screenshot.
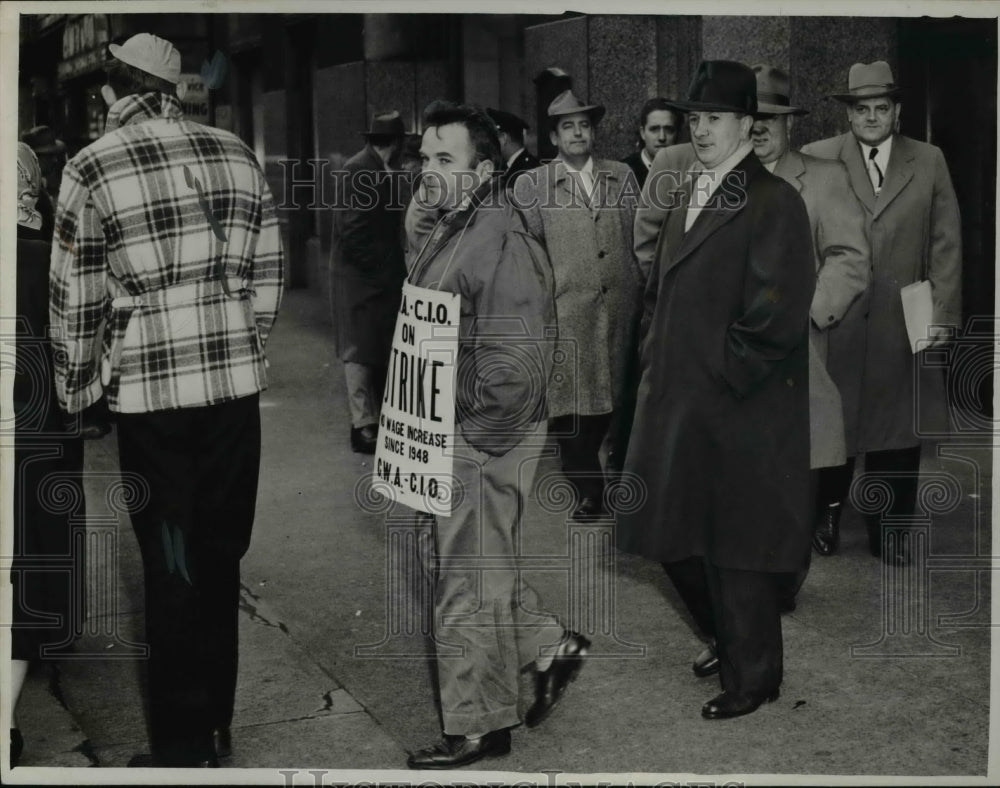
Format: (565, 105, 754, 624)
(588, 15, 659, 161)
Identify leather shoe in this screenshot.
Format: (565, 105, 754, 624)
(812, 504, 842, 556)
(525, 631, 590, 727)
(127, 752, 219, 768)
(701, 688, 780, 719)
(350, 425, 378, 454)
(571, 496, 604, 522)
(407, 729, 510, 769)
(692, 644, 719, 678)
(213, 727, 232, 759)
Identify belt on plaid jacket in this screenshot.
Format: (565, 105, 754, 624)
(100, 276, 255, 386)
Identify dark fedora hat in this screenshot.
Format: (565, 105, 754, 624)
(752, 64, 808, 116)
(21, 125, 67, 155)
(487, 107, 530, 135)
(547, 90, 606, 124)
(362, 110, 405, 137)
(829, 61, 902, 103)
(665, 60, 758, 115)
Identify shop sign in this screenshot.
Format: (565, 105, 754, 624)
(57, 15, 109, 81)
(177, 74, 210, 123)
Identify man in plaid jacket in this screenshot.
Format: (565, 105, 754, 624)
(49, 33, 283, 768)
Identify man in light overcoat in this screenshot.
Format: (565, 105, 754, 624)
(801, 61, 962, 563)
(513, 90, 643, 521)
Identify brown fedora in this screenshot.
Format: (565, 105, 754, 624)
(752, 64, 808, 116)
(829, 61, 901, 102)
(665, 60, 757, 114)
(362, 110, 405, 137)
(547, 90, 606, 124)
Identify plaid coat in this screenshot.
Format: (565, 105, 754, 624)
(50, 92, 283, 414)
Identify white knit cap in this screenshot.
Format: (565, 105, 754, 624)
(108, 33, 181, 85)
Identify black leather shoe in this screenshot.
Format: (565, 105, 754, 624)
(406, 729, 511, 769)
(10, 728, 23, 768)
(692, 644, 719, 678)
(812, 504, 842, 556)
(213, 727, 232, 759)
(127, 752, 219, 768)
(525, 631, 591, 727)
(701, 688, 780, 719)
(571, 496, 604, 522)
(350, 425, 378, 454)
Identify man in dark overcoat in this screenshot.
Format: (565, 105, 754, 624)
(330, 111, 408, 453)
(617, 61, 815, 719)
(801, 61, 962, 563)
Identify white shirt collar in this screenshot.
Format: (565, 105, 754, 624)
(691, 141, 753, 193)
(640, 148, 655, 169)
(685, 141, 753, 231)
(858, 135, 893, 182)
(506, 147, 526, 170)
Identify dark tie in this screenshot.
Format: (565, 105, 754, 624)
(868, 147, 884, 189)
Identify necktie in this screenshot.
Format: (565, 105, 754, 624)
(868, 147, 884, 190)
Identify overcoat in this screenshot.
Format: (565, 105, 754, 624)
(635, 144, 870, 468)
(617, 152, 815, 573)
(330, 144, 408, 365)
(772, 149, 870, 467)
(621, 150, 650, 189)
(513, 158, 643, 418)
(499, 148, 540, 190)
(801, 133, 962, 452)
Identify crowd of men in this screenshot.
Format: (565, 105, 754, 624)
(13, 27, 962, 772)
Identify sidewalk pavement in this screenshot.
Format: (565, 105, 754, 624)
(7, 288, 992, 782)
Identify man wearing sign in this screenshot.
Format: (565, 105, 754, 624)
(401, 101, 589, 769)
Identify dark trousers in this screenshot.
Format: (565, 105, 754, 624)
(663, 557, 782, 696)
(816, 445, 922, 518)
(549, 412, 613, 502)
(116, 395, 260, 766)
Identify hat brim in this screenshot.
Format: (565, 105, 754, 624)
(829, 87, 902, 103)
(755, 102, 809, 116)
(664, 99, 753, 114)
(549, 105, 606, 124)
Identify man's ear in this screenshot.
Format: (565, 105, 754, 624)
(476, 158, 494, 179)
(101, 84, 118, 108)
(739, 113, 754, 139)
(894, 102, 903, 132)
(549, 129, 558, 147)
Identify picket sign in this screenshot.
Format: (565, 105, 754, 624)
(372, 282, 460, 516)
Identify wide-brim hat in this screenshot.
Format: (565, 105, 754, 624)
(547, 90, 606, 125)
(363, 111, 405, 137)
(829, 60, 902, 102)
(108, 33, 181, 85)
(21, 125, 67, 155)
(665, 60, 757, 114)
(752, 63, 808, 116)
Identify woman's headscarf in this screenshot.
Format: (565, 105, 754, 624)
(17, 141, 43, 231)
